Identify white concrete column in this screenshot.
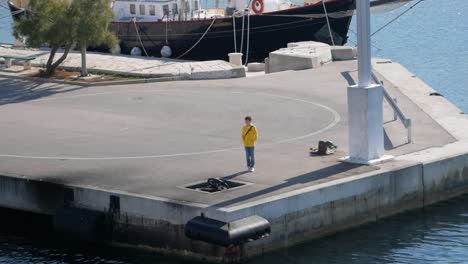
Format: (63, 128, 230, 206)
(346, 84, 385, 164)
(342, 0, 391, 165)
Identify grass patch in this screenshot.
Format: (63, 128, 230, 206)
(24, 68, 144, 82)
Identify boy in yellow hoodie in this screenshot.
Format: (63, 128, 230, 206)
(242, 116, 258, 172)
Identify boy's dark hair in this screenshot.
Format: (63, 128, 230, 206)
(245, 116, 252, 121)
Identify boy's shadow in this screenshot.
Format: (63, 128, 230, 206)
(221, 171, 249, 181)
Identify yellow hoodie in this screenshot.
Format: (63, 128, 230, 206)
(242, 124, 258, 147)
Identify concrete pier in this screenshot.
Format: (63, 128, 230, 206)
(0, 59, 467, 262)
(0, 46, 245, 80)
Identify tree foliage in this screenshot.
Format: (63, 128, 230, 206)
(14, 0, 117, 76)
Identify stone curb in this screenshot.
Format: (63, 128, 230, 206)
(0, 72, 183, 87)
(3, 54, 245, 81)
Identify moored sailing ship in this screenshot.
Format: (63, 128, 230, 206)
(110, 0, 356, 61)
(7, 0, 412, 61)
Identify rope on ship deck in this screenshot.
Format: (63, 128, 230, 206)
(176, 17, 217, 59)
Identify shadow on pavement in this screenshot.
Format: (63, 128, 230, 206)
(0, 78, 85, 106)
(221, 171, 250, 181)
(209, 162, 378, 209)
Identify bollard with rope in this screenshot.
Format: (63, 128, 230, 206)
(231, 9, 251, 65)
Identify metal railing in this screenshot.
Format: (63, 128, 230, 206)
(372, 72, 413, 144)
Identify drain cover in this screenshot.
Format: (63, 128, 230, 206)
(185, 179, 247, 193)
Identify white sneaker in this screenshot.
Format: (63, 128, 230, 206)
(249, 167, 255, 172)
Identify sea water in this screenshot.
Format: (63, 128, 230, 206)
(0, 0, 15, 45)
(352, 0, 468, 113)
(1, 0, 468, 263)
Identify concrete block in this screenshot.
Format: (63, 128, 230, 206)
(287, 41, 332, 63)
(287, 41, 329, 49)
(228, 53, 243, 66)
(190, 66, 245, 80)
(231, 66, 247, 78)
(268, 41, 332, 73)
(264, 58, 270, 74)
(331, 46, 357, 61)
(247, 62, 265, 72)
(268, 51, 319, 73)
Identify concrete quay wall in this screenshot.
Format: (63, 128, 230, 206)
(1, 152, 468, 261)
(0, 174, 223, 260)
(241, 154, 468, 257)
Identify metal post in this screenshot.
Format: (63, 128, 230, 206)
(406, 119, 412, 144)
(356, 0, 372, 88)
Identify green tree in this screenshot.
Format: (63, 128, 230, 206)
(14, 0, 117, 76)
(73, 0, 117, 77)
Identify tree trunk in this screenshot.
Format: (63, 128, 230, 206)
(80, 45, 88, 77)
(44, 44, 72, 77)
(44, 47, 58, 76)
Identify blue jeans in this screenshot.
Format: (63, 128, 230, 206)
(245, 147, 255, 168)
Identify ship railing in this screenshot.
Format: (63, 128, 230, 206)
(372, 71, 413, 144)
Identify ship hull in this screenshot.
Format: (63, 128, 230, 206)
(109, 0, 355, 61)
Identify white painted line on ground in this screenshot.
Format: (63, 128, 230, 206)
(0, 90, 340, 160)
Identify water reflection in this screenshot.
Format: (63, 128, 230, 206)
(248, 195, 468, 264)
(2, 195, 468, 263)
(0, 0, 15, 45)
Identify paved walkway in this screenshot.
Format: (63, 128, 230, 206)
(0, 46, 245, 79)
(0, 60, 456, 207)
